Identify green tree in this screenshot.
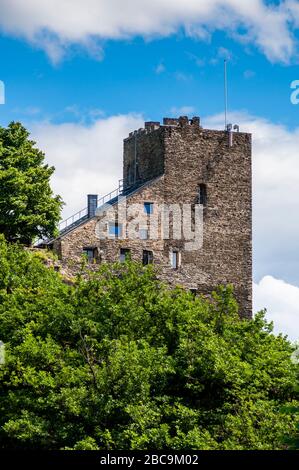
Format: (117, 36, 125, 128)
(0, 237, 298, 450)
(285, 405, 299, 449)
(0, 122, 63, 244)
(283, 377, 299, 449)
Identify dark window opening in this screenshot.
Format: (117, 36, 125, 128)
(120, 248, 131, 262)
(199, 184, 207, 206)
(143, 250, 153, 265)
(83, 247, 98, 263)
(190, 289, 197, 297)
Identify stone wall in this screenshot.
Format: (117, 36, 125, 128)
(161, 119, 252, 317)
(55, 177, 166, 269)
(123, 125, 165, 190)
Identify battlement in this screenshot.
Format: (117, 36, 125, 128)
(127, 116, 201, 138)
(162, 116, 201, 127)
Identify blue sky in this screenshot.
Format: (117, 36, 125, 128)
(0, 31, 298, 128)
(1, 0, 299, 340)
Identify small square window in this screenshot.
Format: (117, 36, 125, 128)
(144, 202, 153, 215)
(108, 222, 122, 238)
(143, 250, 153, 265)
(120, 248, 131, 262)
(139, 228, 149, 240)
(83, 247, 97, 263)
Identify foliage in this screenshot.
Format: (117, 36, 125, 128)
(283, 379, 299, 449)
(0, 122, 63, 244)
(0, 237, 298, 450)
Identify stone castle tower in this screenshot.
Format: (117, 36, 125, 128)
(48, 116, 252, 318)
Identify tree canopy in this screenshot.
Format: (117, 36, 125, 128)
(0, 237, 298, 450)
(0, 122, 62, 244)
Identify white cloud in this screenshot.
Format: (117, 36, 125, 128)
(0, 0, 296, 63)
(254, 276, 299, 342)
(216, 46, 233, 60)
(30, 114, 143, 217)
(287, 0, 299, 28)
(210, 46, 234, 65)
(155, 63, 166, 75)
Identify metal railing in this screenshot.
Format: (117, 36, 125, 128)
(58, 179, 124, 233)
(59, 207, 88, 232)
(96, 179, 124, 208)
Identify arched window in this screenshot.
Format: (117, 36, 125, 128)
(198, 184, 207, 206)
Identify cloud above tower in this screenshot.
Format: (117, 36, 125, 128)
(0, 0, 297, 63)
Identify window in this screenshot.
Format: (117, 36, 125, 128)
(83, 247, 97, 263)
(199, 184, 207, 206)
(139, 228, 149, 240)
(143, 250, 153, 265)
(171, 250, 180, 269)
(108, 222, 122, 238)
(190, 288, 197, 297)
(120, 248, 131, 262)
(144, 202, 153, 215)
